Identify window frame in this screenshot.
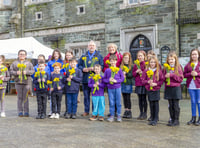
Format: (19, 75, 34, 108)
(76, 5, 86, 15)
(35, 11, 43, 21)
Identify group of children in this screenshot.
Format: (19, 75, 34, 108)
(0, 47, 200, 127)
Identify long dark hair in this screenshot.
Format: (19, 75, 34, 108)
(51, 49, 62, 60)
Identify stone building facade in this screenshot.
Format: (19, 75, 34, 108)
(0, 0, 199, 60)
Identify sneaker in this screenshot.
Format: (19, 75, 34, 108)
(50, 113, 56, 119)
(36, 114, 41, 119)
(18, 112, 23, 117)
(65, 114, 71, 119)
(55, 113, 60, 119)
(107, 116, 114, 122)
(48, 111, 52, 117)
(89, 116, 97, 121)
(72, 114, 76, 119)
(81, 112, 89, 116)
(1, 112, 6, 117)
(40, 114, 46, 119)
(117, 116, 122, 122)
(24, 112, 29, 117)
(99, 116, 104, 121)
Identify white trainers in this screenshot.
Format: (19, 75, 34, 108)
(50, 113, 55, 119)
(55, 113, 59, 119)
(1, 112, 6, 117)
(48, 111, 52, 116)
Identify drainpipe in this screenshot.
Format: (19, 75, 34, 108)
(178, 0, 181, 57)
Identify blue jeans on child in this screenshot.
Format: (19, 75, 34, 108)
(92, 96, 105, 117)
(82, 83, 91, 113)
(188, 89, 200, 116)
(108, 87, 122, 116)
(67, 93, 78, 114)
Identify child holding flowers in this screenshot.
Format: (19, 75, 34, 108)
(132, 50, 148, 120)
(184, 49, 200, 126)
(65, 57, 82, 119)
(0, 55, 10, 117)
(33, 60, 50, 119)
(163, 51, 183, 126)
(103, 55, 124, 122)
(49, 62, 65, 119)
(88, 64, 106, 121)
(142, 56, 164, 126)
(10, 50, 34, 117)
(120, 52, 133, 119)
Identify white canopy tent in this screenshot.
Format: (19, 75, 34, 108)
(0, 37, 64, 60)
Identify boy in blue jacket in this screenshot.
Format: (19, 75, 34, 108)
(33, 60, 50, 119)
(49, 62, 65, 119)
(65, 57, 83, 119)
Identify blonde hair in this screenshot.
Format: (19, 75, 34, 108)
(166, 51, 181, 76)
(147, 56, 160, 81)
(120, 52, 132, 70)
(107, 43, 118, 53)
(137, 50, 147, 61)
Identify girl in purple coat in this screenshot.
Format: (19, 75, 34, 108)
(132, 50, 147, 120)
(163, 52, 183, 126)
(184, 49, 200, 126)
(142, 56, 164, 126)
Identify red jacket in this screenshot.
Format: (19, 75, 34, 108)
(132, 61, 146, 86)
(184, 62, 200, 88)
(103, 52, 123, 72)
(163, 66, 183, 87)
(142, 69, 164, 91)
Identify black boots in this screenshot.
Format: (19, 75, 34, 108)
(187, 116, 196, 125)
(167, 107, 180, 126)
(195, 117, 200, 126)
(123, 111, 132, 119)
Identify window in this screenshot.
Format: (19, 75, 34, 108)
(129, 0, 150, 5)
(3, 0, 11, 5)
(76, 5, 85, 15)
(35, 12, 42, 21)
(72, 47, 87, 59)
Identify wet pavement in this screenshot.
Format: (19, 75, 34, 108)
(0, 93, 199, 148)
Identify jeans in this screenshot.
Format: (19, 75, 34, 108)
(67, 93, 78, 114)
(108, 87, 122, 116)
(82, 83, 91, 113)
(36, 92, 47, 115)
(92, 96, 105, 117)
(188, 89, 200, 116)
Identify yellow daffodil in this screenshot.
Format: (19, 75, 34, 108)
(146, 70, 154, 90)
(145, 61, 149, 66)
(47, 80, 53, 88)
(163, 63, 171, 85)
(191, 63, 196, 80)
(41, 71, 46, 88)
(92, 74, 102, 94)
(53, 77, 60, 88)
(82, 57, 87, 68)
(68, 68, 76, 86)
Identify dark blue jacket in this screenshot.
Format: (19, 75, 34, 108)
(47, 59, 63, 74)
(65, 68, 83, 93)
(31, 64, 51, 79)
(78, 50, 104, 84)
(33, 73, 49, 93)
(50, 73, 65, 93)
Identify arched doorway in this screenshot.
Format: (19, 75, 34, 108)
(129, 34, 152, 61)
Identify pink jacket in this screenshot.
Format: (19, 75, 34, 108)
(184, 62, 200, 88)
(103, 52, 123, 72)
(142, 69, 164, 91)
(163, 66, 183, 87)
(132, 61, 146, 86)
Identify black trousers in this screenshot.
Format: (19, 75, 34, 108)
(138, 94, 147, 113)
(168, 99, 180, 121)
(122, 93, 131, 109)
(149, 100, 159, 121)
(36, 92, 47, 115)
(51, 92, 62, 114)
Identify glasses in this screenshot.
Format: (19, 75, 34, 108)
(19, 54, 26, 56)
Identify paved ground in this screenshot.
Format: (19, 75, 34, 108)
(0, 92, 199, 148)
